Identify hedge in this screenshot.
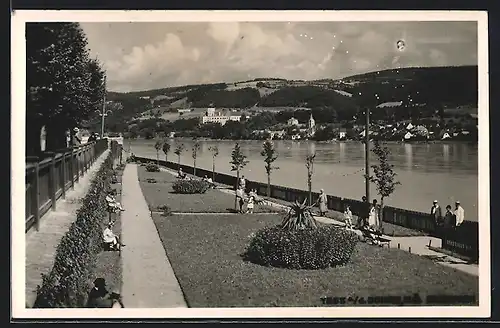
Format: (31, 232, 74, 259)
(172, 179, 210, 194)
(33, 144, 119, 308)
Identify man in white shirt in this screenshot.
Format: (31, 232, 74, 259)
(454, 201, 465, 227)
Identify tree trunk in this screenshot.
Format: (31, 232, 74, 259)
(26, 119, 42, 156)
(212, 159, 215, 181)
(194, 158, 197, 177)
(177, 155, 180, 169)
(267, 173, 271, 197)
(45, 122, 68, 152)
(379, 197, 384, 231)
(156, 151, 159, 166)
(234, 170, 240, 210)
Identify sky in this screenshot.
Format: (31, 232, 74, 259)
(80, 21, 478, 92)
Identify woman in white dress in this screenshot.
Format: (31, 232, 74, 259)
(368, 199, 379, 228)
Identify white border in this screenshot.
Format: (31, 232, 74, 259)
(11, 10, 490, 319)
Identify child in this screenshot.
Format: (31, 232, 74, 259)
(344, 205, 353, 229)
(246, 191, 255, 214)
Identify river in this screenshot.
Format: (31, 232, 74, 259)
(127, 138, 478, 221)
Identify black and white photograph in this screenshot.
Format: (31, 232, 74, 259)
(12, 10, 490, 319)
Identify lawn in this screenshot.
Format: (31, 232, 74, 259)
(137, 165, 280, 213)
(92, 162, 125, 295)
(152, 213, 479, 307)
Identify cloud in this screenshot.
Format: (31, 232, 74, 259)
(81, 21, 478, 92)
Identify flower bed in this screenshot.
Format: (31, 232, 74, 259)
(151, 213, 479, 307)
(242, 225, 358, 270)
(33, 151, 116, 308)
(172, 179, 210, 194)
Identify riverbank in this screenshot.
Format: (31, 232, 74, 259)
(134, 165, 478, 307)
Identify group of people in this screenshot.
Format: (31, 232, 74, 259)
(430, 200, 465, 228)
(87, 278, 124, 308)
(235, 176, 262, 214)
(103, 190, 125, 251)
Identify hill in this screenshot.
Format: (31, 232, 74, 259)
(97, 65, 478, 132)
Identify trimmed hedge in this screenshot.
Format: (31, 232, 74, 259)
(172, 179, 210, 194)
(242, 225, 358, 270)
(145, 163, 160, 172)
(33, 149, 116, 308)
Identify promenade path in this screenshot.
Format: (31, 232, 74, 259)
(158, 166, 478, 277)
(120, 164, 187, 308)
(25, 149, 110, 308)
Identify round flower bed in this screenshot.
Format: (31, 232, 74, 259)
(242, 225, 358, 270)
(172, 179, 210, 194)
(145, 163, 160, 172)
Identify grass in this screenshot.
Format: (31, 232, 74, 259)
(261, 196, 427, 237)
(151, 213, 478, 307)
(92, 162, 124, 295)
(137, 165, 280, 213)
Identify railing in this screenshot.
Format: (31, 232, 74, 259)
(133, 156, 479, 261)
(25, 139, 109, 233)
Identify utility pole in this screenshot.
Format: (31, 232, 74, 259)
(100, 76, 107, 138)
(365, 107, 370, 203)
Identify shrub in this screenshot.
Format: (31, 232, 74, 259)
(146, 178, 157, 184)
(145, 163, 160, 172)
(126, 154, 136, 163)
(172, 179, 210, 194)
(158, 204, 172, 216)
(242, 225, 358, 270)
(34, 150, 117, 308)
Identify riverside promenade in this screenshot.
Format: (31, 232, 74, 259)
(25, 149, 110, 308)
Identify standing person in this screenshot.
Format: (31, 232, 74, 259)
(454, 201, 465, 227)
(357, 196, 369, 228)
(239, 175, 246, 192)
(246, 190, 256, 214)
(443, 205, 455, 229)
(316, 189, 328, 216)
(71, 127, 82, 146)
(344, 205, 353, 229)
(368, 199, 379, 228)
(236, 186, 246, 214)
(431, 200, 443, 227)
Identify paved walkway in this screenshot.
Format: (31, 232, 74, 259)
(121, 164, 187, 308)
(159, 166, 478, 277)
(25, 150, 110, 308)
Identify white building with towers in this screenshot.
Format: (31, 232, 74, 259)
(307, 113, 316, 137)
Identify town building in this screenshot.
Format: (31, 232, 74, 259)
(339, 128, 347, 140)
(201, 107, 244, 126)
(287, 117, 299, 126)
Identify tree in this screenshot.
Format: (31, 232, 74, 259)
(208, 145, 219, 181)
(230, 143, 249, 210)
(369, 140, 401, 230)
(154, 140, 164, 166)
(174, 143, 185, 169)
(260, 139, 279, 197)
(162, 141, 171, 162)
(192, 138, 201, 176)
(26, 22, 106, 154)
(305, 151, 316, 206)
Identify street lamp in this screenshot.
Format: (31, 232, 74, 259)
(96, 76, 111, 138)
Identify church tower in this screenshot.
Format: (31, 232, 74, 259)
(307, 112, 316, 137)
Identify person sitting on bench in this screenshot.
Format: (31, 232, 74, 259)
(103, 222, 124, 251)
(87, 278, 125, 308)
(177, 168, 187, 179)
(106, 192, 124, 212)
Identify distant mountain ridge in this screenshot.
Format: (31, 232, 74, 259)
(100, 65, 477, 128)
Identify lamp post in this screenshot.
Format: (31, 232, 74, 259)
(96, 76, 111, 138)
(364, 107, 370, 203)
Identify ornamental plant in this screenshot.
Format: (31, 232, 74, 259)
(172, 179, 210, 194)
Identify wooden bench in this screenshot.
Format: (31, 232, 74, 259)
(360, 228, 391, 248)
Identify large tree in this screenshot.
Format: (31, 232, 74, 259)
(26, 23, 106, 155)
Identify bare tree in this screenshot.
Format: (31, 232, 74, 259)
(260, 139, 279, 197)
(230, 143, 249, 210)
(154, 139, 164, 166)
(192, 138, 201, 177)
(369, 140, 401, 230)
(305, 151, 316, 206)
(208, 144, 219, 182)
(174, 143, 185, 169)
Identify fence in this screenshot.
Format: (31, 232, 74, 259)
(133, 155, 479, 260)
(25, 139, 109, 233)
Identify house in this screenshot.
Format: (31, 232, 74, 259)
(406, 123, 414, 130)
(404, 132, 413, 140)
(441, 132, 451, 140)
(338, 128, 347, 140)
(169, 131, 176, 138)
(376, 101, 403, 108)
(287, 117, 299, 126)
(201, 107, 244, 125)
(177, 108, 191, 114)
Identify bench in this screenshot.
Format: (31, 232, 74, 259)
(360, 228, 391, 248)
